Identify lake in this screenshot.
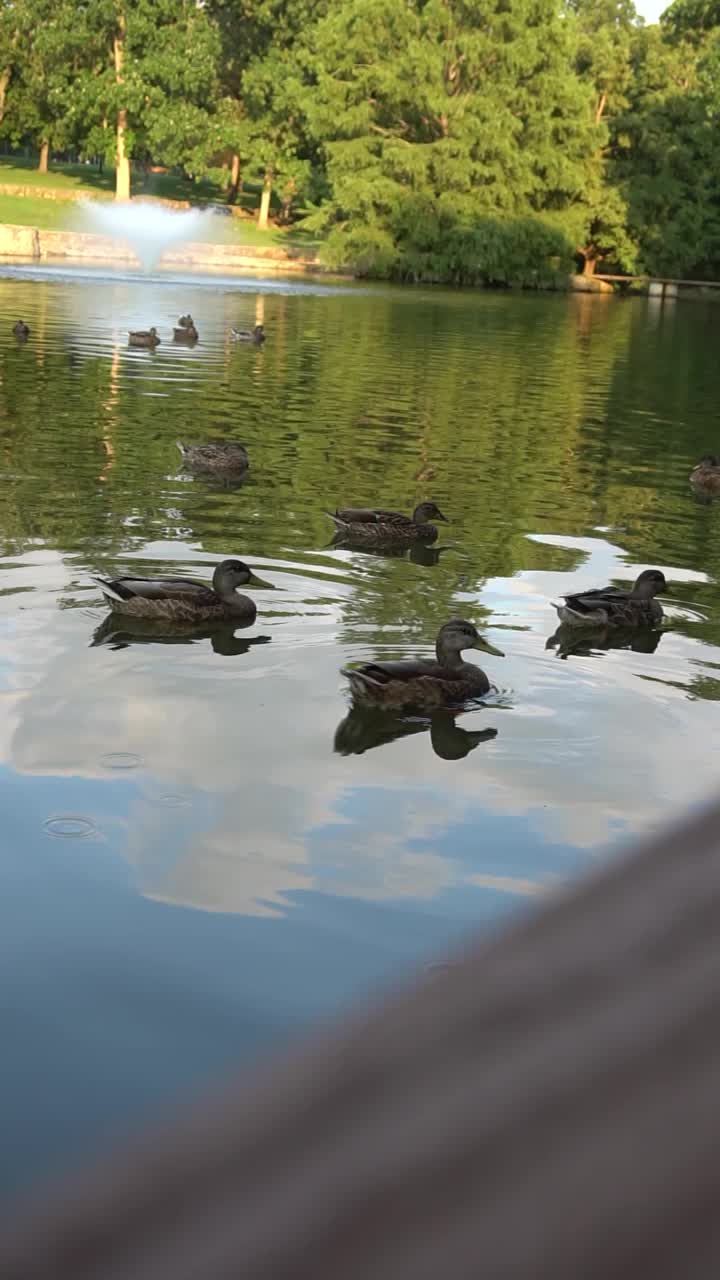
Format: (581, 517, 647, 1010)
(1, 266, 719, 1198)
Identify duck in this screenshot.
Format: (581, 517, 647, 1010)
(12, 320, 30, 339)
(341, 619, 504, 710)
(92, 559, 273, 623)
(173, 321, 199, 343)
(690, 455, 720, 496)
(553, 569, 667, 628)
(327, 501, 449, 544)
(128, 327, 160, 348)
(176, 441, 249, 474)
(231, 324, 265, 344)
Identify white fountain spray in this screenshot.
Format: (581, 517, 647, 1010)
(80, 199, 207, 271)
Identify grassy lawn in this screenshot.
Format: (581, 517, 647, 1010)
(0, 156, 321, 253)
(0, 190, 321, 254)
(0, 155, 267, 213)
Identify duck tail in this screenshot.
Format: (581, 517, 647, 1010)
(176, 441, 187, 455)
(341, 667, 382, 697)
(91, 576, 130, 603)
(325, 510, 345, 529)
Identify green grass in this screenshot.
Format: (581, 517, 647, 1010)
(0, 155, 268, 212)
(0, 155, 321, 253)
(0, 190, 321, 254)
(0, 194, 79, 229)
(0, 156, 114, 194)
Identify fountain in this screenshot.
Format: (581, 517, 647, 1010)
(79, 199, 209, 271)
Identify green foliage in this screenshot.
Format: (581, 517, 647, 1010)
(1, 0, 720, 280)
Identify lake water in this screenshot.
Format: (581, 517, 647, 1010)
(1, 267, 719, 1198)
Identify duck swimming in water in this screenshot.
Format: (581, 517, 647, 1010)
(327, 501, 449, 544)
(93, 559, 273, 624)
(341, 619, 504, 710)
(553, 569, 667, 628)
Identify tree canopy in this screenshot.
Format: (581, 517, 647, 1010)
(0, 0, 719, 282)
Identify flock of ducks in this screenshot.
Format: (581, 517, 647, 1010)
(11, 316, 716, 712)
(127, 315, 266, 348)
(88, 449, 674, 710)
(13, 315, 267, 350)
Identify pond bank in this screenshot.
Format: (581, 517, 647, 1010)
(0, 222, 333, 276)
(4, 221, 712, 296)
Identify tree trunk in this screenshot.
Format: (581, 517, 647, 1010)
(0, 68, 11, 125)
(227, 153, 241, 205)
(113, 19, 130, 202)
(583, 255, 597, 276)
(115, 110, 130, 200)
(38, 140, 49, 174)
(257, 168, 273, 230)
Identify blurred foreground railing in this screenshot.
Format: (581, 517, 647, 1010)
(3, 798, 720, 1278)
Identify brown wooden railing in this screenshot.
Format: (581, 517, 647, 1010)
(2, 797, 720, 1278)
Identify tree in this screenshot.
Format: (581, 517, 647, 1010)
(613, 12, 720, 277)
(0, 1, 89, 171)
(563, 0, 642, 273)
(78, 1, 222, 200)
(297, 0, 596, 281)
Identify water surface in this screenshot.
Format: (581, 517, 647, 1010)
(1, 270, 719, 1195)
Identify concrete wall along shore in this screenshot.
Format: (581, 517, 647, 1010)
(0, 221, 327, 275)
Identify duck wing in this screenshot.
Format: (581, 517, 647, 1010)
(93, 575, 215, 604)
(335, 507, 411, 526)
(562, 585, 630, 612)
(348, 659, 462, 685)
(179, 443, 247, 465)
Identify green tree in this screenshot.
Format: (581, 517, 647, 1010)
(300, 0, 598, 281)
(615, 13, 720, 276)
(78, 0, 222, 200)
(0, 0, 90, 172)
(564, 0, 641, 273)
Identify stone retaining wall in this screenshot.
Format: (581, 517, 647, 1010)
(0, 221, 328, 275)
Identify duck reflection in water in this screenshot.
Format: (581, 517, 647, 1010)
(334, 706, 497, 760)
(546, 622, 664, 660)
(329, 534, 452, 566)
(90, 614, 271, 656)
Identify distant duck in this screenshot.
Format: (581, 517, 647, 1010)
(128, 327, 160, 348)
(690, 454, 720, 496)
(92, 559, 273, 624)
(12, 320, 29, 339)
(552, 569, 667, 628)
(327, 501, 449, 544)
(341, 619, 504, 710)
(231, 324, 265, 344)
(176, 441, 249, 474)
(173, 321, 199, 343)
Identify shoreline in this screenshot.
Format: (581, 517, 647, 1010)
(0, 222, 337, 276)
(1, 222, 717, 300)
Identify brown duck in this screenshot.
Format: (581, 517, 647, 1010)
(690, 455, 720, 496)
(176, 441, 249, 474)
(342, 619, 504, 710)
(327, 501, 449, 544)
(173, 315, 199, 342)
(128, 327, 160, 348)
(553, 569, 667, 628)
(92, 559, 273, 623)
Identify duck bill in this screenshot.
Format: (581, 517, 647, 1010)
(247, 572, 275, 589)
(474, 637, 504, 657)
(436, 512, 450, 523)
